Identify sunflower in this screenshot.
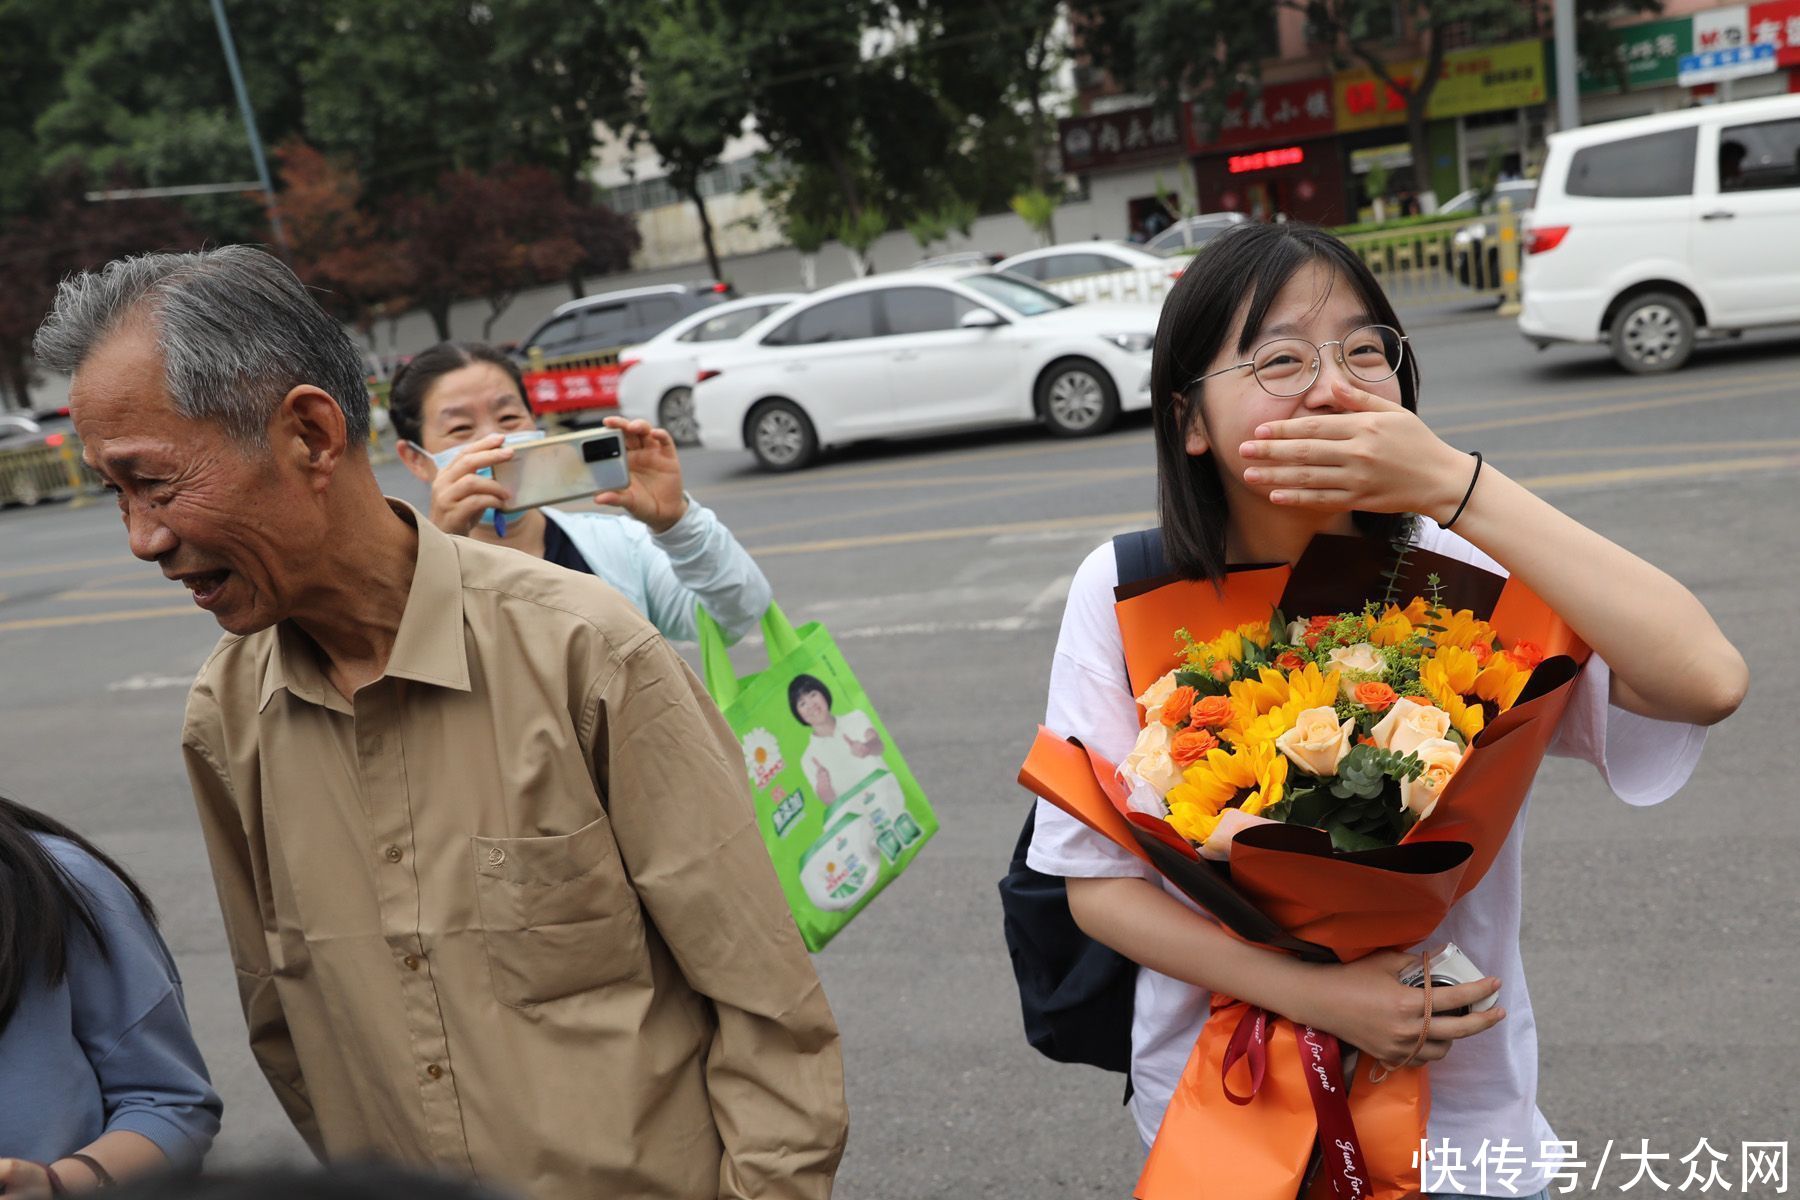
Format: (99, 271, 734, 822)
(1473, 653, 1532, 712)
(1420, 653, 1487, 742)
(1433, 608, 1499, 652)
(1165, 741, 1289, 844)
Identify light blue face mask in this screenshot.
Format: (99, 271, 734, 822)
(417, 429, 546, 531)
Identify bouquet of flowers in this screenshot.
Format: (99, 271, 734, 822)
(1120, 586, 1552, 863)
(1019, 533, 1589, 1200)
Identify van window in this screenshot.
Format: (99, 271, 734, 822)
(1566, 128, 1697, 198)
(1719, 118, 1800, 193)
(632, 296, 682, 334)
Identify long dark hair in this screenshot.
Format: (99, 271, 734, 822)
(1150, 223, 1419, 584)
(388, 341, 529, 446)
(0, 795, 158, 1031)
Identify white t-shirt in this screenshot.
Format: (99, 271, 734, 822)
(1026, 520, 1707, 1196)
(805, 710, 881, 796)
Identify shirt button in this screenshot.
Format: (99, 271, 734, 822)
(426, 1064, 443, 1080)
(486, 847, 506, 867)
(403, 955, 421, 971)
(383, 845, 403, 863)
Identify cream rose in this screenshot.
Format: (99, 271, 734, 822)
(1137, 669, 1180, 714)
(1400, 737, 1464, 823)
(1327, 642, 1387, 702)
(1370, 698, 1452, 755)
(1200, 808, 1279, 861)
(1274, 705, 1355, 778)
(1287, 619, 1311, 644)
(1121, 722, 1184, 795)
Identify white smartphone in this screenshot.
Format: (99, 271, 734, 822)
(492, 429, 629, 516)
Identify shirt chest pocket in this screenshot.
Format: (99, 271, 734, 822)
(471, 815, 647, 1008)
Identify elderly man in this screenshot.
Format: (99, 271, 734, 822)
(35, 247, 848, 1200)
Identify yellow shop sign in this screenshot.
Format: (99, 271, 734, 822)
(1334, 39, 1546, 132)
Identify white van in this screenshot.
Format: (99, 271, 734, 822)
(1520, 95, 1800, 373)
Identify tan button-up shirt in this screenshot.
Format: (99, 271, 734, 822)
(181, 504, 847, 1199)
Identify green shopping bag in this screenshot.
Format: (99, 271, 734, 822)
(697, 602, 939, 951)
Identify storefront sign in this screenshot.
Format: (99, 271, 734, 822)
(1694, 5, 1751, 52)
(1574, 16, 1692, 94)
(1749, 0, 1800, 67)
(1679, 42, 1778, 85)
(1333, 40, 1545, 132)
(1227, 146, 1306, 173)
(1058, 105, 1185, 172)
(1187, 78, 1335, 152)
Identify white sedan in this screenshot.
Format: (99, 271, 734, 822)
(994, 241, 1184, 305)
(616, 292, 802, 443)
(691, 270, 1158, 471)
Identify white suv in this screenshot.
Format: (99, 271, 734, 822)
(1520, 94, 1800, 373)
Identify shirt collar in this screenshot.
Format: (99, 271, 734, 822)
(257, 499, 471, 712)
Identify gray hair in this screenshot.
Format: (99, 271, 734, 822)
(32, 245, 371, 449)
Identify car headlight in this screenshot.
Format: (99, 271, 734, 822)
(1101, 332, 1154, 353)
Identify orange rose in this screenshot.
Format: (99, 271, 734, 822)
(1469, 641, 1494, 666)
(1404, 695, 1434, 707)
(1190, 695, 1236, 730)
(1504, 641, 1545, 670)
(1354, 681, 1399, 712)
(1171, 729, 1221, 766)
(1159, 686, 1197, 727)
(1209, 659, 1235, 681)
(1275, 650, 1306, 671)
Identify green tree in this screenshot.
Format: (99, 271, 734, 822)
(628, 1, 748, 280)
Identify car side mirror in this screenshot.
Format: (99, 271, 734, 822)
(959, 308, 1004, 329)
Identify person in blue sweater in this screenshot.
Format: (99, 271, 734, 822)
(390, 341, 772, 643)
(0, 797, 220, 1196)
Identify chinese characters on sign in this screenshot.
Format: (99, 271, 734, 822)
(1411, 1137, 1788, 1195)
(1187, 78, 1336, 152)
(1332, 39, 1546, 132)
(1227, 146, 1306, 174)
(1058, 105, 1185, 172)
(1576, 16, 1693, 93)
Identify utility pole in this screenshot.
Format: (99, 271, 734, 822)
(1553, 0, 1580, 133)
(209, 0, 288, 255)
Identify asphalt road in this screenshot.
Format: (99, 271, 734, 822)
(2, 304, 1797, 1197)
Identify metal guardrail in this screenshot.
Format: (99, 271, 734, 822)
(1039, 202, 1523, 314)
(1337, 200, 1522, 312)
(0, 437, 103, 508)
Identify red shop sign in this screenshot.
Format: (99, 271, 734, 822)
(1187, 78, 1336, 152)
(1750, 0, 1800, 66)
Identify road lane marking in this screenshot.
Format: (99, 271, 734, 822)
(698, 463, 1151, 502)
(1518, 453, 1800, 492)
(0, 554, 133, 581)
(1423, 365, 1794, 417)
(747, 510, 1156, 557)
(696, 429, 1156, 496)
(57, 587, 188, 602)
(0, 604, 202, 634)
(1434, 379, 1780, 436)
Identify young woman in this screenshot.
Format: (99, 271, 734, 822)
(390, 341, 771, 642)
(1026, 223, 1747, 1200)
(789, 674, 886, 805)
(0, 797, 221, 1195)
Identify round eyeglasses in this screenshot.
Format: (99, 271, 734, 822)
(1185, 324, 1408, 398)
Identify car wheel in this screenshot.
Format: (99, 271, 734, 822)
(1609, 292, 1695, 374)
(747, 399, 818, 472)
(658, 387, 700, 446)
(1037, 359, 1120, 437)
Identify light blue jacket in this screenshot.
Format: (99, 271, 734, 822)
(0, 837, 221, 1166)
(541, 499, 770, 643)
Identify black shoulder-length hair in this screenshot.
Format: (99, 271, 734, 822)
(388, 341, 529, 446)
(1150, 222, 1420, 584)
(0, 795, 158, 1031)
(788, 674, 832, 725)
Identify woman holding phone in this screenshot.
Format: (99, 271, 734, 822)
(391, 341, 771, 642)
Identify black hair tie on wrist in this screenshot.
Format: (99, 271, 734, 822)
(67, 1155, 115, 1189)
(1442, 451, 1483, 531)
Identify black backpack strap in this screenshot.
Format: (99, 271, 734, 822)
(1112, 527, 1168, 588)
